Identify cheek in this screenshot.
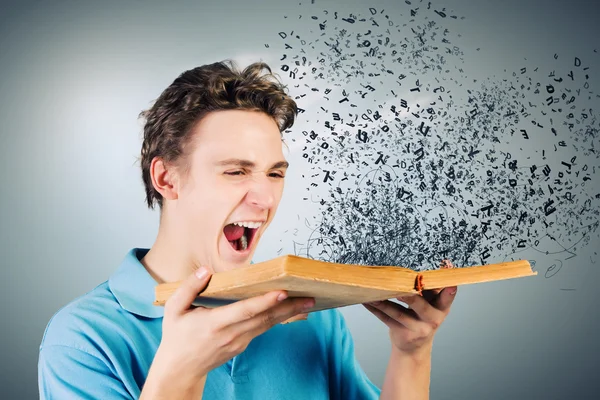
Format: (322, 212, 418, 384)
(178, 184, 224, 226)
(275, 180, 285, 200)
(186, 181, 245, 220)
(276, 187, 285, 204)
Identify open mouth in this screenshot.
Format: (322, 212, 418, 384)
(223, 221, 262, 252)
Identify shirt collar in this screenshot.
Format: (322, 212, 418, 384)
(108, 248, 164, 319)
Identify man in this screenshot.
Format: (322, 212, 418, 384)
(38, 60, 457, 399)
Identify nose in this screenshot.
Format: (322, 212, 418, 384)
(245, 174, 278, 210)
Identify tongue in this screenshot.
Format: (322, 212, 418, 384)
(223, 224, 245, 241)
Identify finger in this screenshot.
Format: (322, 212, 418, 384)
(235, 297, 314, 335)
(212, 290, 314, 328)
(281, 313, 309, 324)
(362, 303, 402, 330)
(434, 286, 458, 312)
(397, 295, 445, 323)
(364, 301, 420, 332)
(422, 289, 441, 304)
(165, 267, 212, 316)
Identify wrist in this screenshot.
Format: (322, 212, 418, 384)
(142, 346, 207, 398)
(391, 342, 433, 365)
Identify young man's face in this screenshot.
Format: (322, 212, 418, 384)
(171, 109, 288, 273)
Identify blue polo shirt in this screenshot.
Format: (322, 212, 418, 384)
(38, 248, 381, 399)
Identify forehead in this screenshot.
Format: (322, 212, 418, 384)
(189, 109, 284, 163)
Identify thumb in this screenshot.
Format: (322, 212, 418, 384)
(435, 286, 458, 312)
(164, 267, 212, 316)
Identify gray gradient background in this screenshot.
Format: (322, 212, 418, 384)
(1, 0, 598, 399)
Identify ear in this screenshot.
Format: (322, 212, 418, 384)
(149, 157, 179, 201)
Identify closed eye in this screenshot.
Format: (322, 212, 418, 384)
(225, 170, 285, 178)
(225, 170, 246, 176)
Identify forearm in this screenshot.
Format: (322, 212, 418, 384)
(140, 348, 207, 400)
(380, 345, 432, 400)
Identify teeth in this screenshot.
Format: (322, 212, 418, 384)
(233, 221, 263, 229)
(240, 233, 248, 250)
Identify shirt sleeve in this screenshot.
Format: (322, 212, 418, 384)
(39, 344, 132, 400)
(329, 310, 382, 400)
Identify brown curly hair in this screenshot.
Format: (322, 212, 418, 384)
(138, 60, 298, 210)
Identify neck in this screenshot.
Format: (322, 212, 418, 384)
(141, 217, 198, 284)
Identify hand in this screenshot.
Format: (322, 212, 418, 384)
(145, 267, 315, 392)
(363, 272, 457, 356)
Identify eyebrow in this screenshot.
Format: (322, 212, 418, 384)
(214, 158, 290, 169)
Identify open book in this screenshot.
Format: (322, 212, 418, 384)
(154, 255, 536, 314)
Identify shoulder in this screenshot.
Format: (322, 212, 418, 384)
(38, 283, 140, 399)
(39, 281, 124, 355)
